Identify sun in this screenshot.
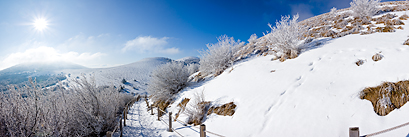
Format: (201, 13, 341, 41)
(33, 18, 48, 31)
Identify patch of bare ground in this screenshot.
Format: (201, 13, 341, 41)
(360, 80, 409, 116)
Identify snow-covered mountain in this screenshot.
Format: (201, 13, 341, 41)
(63, 57, 198, 95)
(0, 61, 85, 91)
(0, 57, 199, 94)
(176, 56, 200, 64)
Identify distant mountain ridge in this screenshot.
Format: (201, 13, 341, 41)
(0, 61, 86, 91)
(0, 61, 86, 75)
(62, 57, 199, 95)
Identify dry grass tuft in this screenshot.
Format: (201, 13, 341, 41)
(355, 59, 365, 66)
(187, 101, 210, 126)
(385, 19, 405, 26)
(153, 100, 171, 117)
(397, 26, 404, 30)
(372, 53, 383, 62)
(382, 13, 397, 19)
(321, 30, 337, 37)
(277, 49, 299, 62)
(373, 14, 397, 24)
(399, 14, 409, 20)
(404, 39, 409, 45)
(361, 31, 375, 35)
(186, 91, 210, 126)
(375, 25, 396, 32)
(352, 16, 372, 25)
(174, 98, 190, 121)
(207, 102, 237, 116)
(360, 80, 409, 116)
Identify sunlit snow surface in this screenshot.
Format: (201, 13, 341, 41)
(119, 11, 409, 137)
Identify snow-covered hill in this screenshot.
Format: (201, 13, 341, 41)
(62, 57, 172, 94)
(62, 57, 201, 95)
(0, 61, 84, 91)
(152, 10, 409, 137)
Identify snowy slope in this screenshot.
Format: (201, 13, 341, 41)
(148, 11, 409, 137)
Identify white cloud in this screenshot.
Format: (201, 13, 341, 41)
(0, 46, 106, 70)
(122, 36, 180, 54)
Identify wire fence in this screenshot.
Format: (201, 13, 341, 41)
(350, 121, 409, 137)
(146, 97, 226, 137)
(106, 96, 139, 137)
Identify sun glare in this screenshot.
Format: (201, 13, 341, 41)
(33, 18, 48, 31)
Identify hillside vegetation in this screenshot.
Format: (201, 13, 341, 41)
(144, 1, 409, 136)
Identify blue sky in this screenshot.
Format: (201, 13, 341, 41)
(0, 0, 393, 70)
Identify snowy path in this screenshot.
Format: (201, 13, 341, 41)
(113, 101, 164, 137)
(112, 101, 203, 137)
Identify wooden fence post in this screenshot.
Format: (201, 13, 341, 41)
(150, 104, 154, 115)
(123, 109, 126, 127)
(349, 127, 359, 137)
(120, 117, 123, 137)
(200, 124, 206, 137)
(168, 112, 173, 132)
(126, 104, 129, 120)
(157, 107, 161, 121)
(106, 131, 112, 137)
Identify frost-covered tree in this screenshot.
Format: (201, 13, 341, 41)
(330, 7, 337, 17)
(350, 0, 380, 17)
(0, 76, 134, 136)
(248, 33, 258, 44)
(199, 35, 244, 76)
(148, 61, 190, 102)
(187, 63, 199, 75)
(265, 14, 306, 58)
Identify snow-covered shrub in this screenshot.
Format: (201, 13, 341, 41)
(350, 0, 380, 18)
(265, 14, 307, 60)
(199, 35, 244, 76)
(148, 61, 190, 102)
(0, 77, 134, 136)
(186, 91, 209, 126)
